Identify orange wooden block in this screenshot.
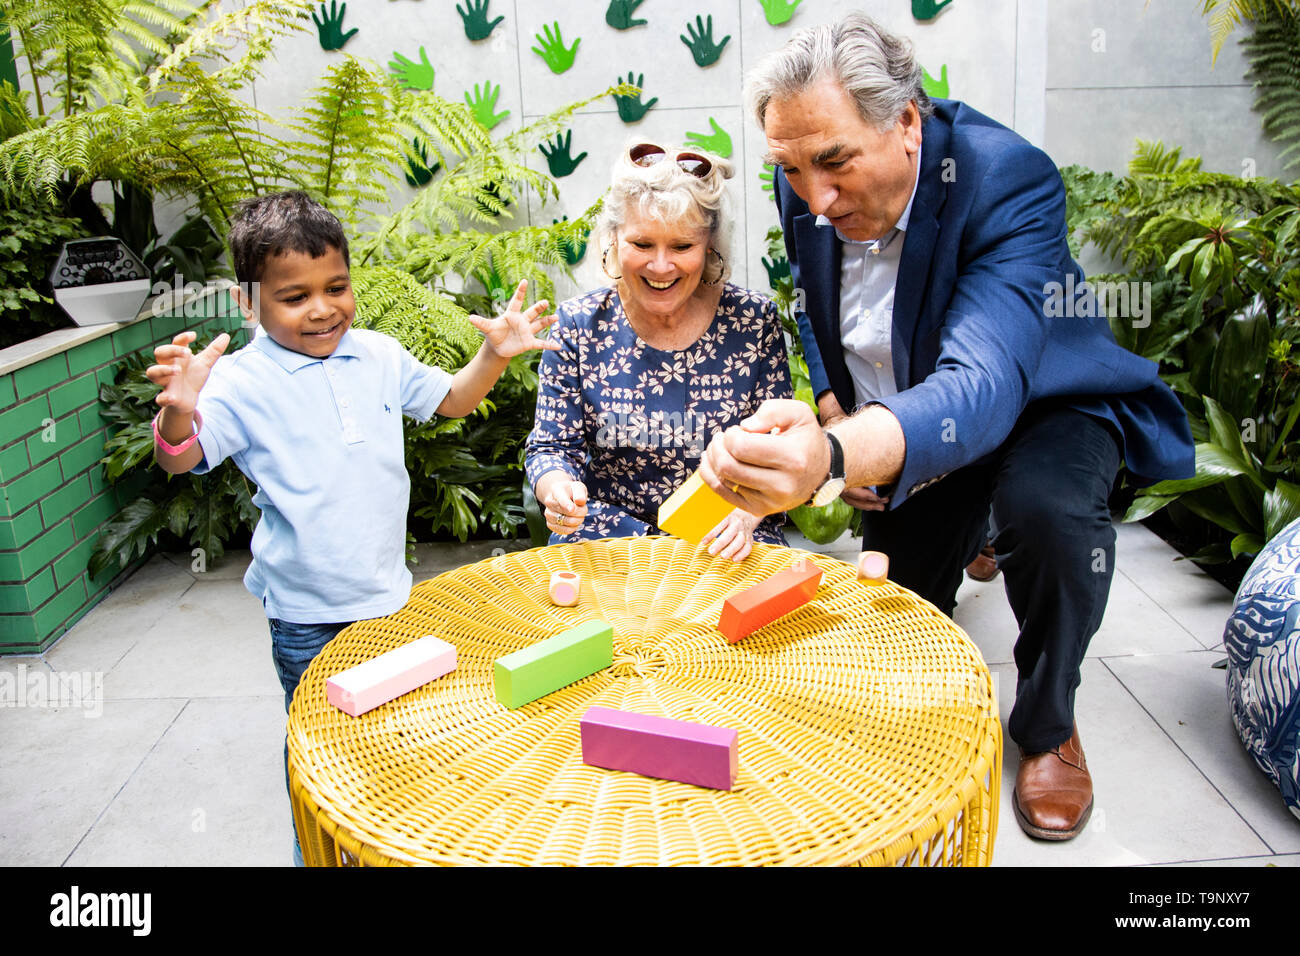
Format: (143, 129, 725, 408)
(717, 562, 823, 643)
(858, 551, 889, 585)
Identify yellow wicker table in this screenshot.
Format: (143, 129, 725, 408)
(287, 536, 1002, 866)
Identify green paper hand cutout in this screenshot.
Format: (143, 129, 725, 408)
(389, 47, 434, 91)
(605, 0, 647, 30)
(532, 22, 580, 74)
(684, 117, 732, 158)
(457, 0, 503, 42)
(759, 163, 776, 198)
(539, 131, 587, 178)
(614, 73, 657, 123)
(680, 15, 729, 67)
(313, 1, 357, 51)
(477, 180, 511, 218)
(912, 0, 954, 20)
(757, 0, 802, 27)
(404, 139, 441, 187)
(554, 217, 589, 265)
(762, 255, 790, 288)
(921, 63, 948, 99)
(465, 81, 510, 130)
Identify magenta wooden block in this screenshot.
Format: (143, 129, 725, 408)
(580, 706, 738, 790)
(326, 635, 457, 717)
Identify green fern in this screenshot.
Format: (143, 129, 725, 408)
(1082, 140, 1297, 270)
(1242, 3, 1300, 170)
(350, 265, 480, 370)
(1198, 0, 1300, 62)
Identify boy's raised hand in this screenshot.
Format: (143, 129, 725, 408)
(468, 280, 559, 358)
(147, 331, 230, 415)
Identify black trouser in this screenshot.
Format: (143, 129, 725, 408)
(861, 402, 1121, 753)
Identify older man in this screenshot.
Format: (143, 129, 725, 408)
(705, 13, 1193, 840)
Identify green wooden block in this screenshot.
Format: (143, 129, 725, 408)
(0, 441, 29, 482)
(13, 354, 69, 400)
(67, 335, 115, 376)
(493, 619, 613, 709)
(40, 475, 90, 527)
(2, 459, 60, 517)
(0, 507, 44, 550)
(48, 374, 98, 419)
(0, 395, 51, 443)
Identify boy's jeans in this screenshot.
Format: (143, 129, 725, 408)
(269, 617, 351, 864)
(269, 618, 352, 713)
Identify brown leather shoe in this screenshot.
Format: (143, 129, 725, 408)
(965, 542, 999, 582)
(1013, 725, 1093, 841)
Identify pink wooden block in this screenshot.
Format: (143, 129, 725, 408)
(549, 570, 580, 606)
(326, 635, 457, 717)
(580, 706, 738, 790)
(857, 550, 889, 584)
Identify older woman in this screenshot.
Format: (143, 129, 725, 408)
(525, 142, 792, 561)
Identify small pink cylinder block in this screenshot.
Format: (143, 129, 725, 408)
(326, 635, 457, 717)
(858, 550, 889, 584)
(549, 570, 580, 606)
(580, 706, 738, 790)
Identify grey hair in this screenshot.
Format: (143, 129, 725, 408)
(744, 12, 933, 133)
(595, 141, 735, 281)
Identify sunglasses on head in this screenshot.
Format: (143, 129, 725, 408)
(629, 143, 713, 178)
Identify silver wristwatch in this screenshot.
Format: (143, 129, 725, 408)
(810, 431, 846, 507)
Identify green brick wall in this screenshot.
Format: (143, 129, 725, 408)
(0, 291, 245, 654)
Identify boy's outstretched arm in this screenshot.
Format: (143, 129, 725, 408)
(438, 279, 558, 417)
(146, 330, 230, 474)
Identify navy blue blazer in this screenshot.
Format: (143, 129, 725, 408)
(775, 99, 1194, 507)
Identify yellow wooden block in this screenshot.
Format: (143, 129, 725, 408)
(658, 471, 734, 543)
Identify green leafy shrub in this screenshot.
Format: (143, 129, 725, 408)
(1064, 141, 1300, 562)
(88, 337, 258, 577)
(0, 195, 85, 347)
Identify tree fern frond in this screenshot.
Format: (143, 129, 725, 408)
(146, 0, 312, 93)
(1243, 3, 1300, 170)
(350, 264, 480, 370)
(1198, 0, 1300, 63)
(284, 56, 400, 226)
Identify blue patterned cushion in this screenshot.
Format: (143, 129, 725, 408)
(1224, 516, 1300, 820)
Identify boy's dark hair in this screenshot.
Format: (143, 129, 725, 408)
(228, 191, 350, 286)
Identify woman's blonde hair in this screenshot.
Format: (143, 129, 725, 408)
(595, 141, 735, 283)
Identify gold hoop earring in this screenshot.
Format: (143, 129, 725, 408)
(703, 248, 725, 286)
(601, 244, 623, 280)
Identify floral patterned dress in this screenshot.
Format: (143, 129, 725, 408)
(526, 283, 793, 545)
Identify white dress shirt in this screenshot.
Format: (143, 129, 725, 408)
(815, 144, 922, 409)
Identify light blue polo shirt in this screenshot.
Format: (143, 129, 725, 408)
(193, 327, 453, 623)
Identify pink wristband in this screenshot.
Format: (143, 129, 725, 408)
(153, 409, 203, 456)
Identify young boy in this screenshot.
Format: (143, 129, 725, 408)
(147, 192, 555, 847)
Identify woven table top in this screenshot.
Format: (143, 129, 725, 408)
(287, 536, 1001, 866)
